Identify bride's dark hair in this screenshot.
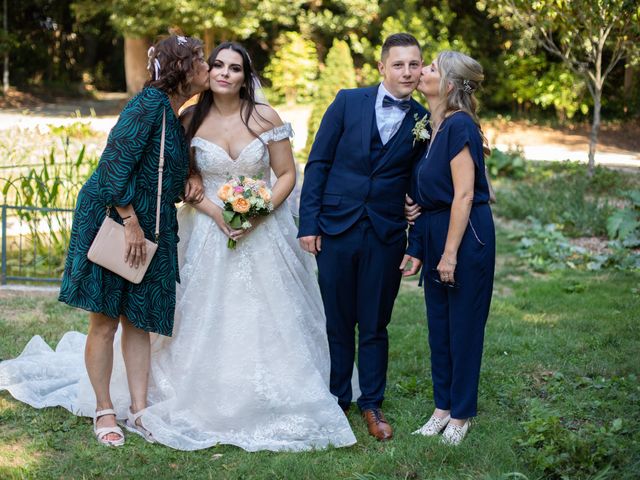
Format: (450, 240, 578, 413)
(185, 42, 271, 147)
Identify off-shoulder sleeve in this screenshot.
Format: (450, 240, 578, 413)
(95, 88, 164, 207)
(260, 122, 293, 144)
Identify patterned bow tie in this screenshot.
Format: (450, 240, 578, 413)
(382, 95, 411, 111)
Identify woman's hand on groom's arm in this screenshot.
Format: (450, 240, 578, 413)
(300, 235, 322, 255)
(184, 174, 205, 204)
(404, 194, 421, 224)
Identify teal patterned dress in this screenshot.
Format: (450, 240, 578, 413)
(59, 87, 189, 336)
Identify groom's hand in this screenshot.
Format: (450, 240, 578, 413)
(400, 254, 422, 277)
(300, 235, 322, 255)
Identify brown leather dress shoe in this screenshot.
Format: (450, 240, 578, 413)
(362, 408, 393, 441)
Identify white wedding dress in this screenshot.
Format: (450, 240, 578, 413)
(0, 123, 357, 452)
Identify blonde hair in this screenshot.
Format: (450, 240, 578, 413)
(436, 51, 490, 157)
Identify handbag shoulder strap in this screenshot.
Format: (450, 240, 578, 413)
(155, 109, 166, 242)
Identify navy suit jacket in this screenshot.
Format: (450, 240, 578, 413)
(298, 85, 428, 246)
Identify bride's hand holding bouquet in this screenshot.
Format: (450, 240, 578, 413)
(217, 175, 274, 248)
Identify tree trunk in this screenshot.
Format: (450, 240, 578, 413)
(623, 64, 634, 114)
(2, 0, 8, 92)
(588, 89, 602, 176)
(203, 28, 215, 58)
(124, 36, 150, 95)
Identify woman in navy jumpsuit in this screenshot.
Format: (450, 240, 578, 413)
(404, 51, 495, 445)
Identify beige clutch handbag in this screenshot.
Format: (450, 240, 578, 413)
(87, 110, 166, 284)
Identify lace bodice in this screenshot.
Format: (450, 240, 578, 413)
(191, 123, 293, 205)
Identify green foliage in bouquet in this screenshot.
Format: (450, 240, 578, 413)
(218, 175, 273, 249)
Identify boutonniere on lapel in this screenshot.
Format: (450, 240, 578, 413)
(411, 113, 431, 147)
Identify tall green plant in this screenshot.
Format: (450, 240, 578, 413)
(263, 31, 319, 105)
(306, 39, 357, 153)
(1, 136, 99, 274)
(607, 190, 640, 247)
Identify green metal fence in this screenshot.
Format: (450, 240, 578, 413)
(1, 204, 73, 285)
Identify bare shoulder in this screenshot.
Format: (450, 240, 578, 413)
(252, 104, 283, 133)
(180, 105, 196, 129)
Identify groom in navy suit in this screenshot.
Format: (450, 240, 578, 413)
(298, 33, 427, 441)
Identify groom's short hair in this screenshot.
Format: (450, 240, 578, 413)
(380, 33, 421, 61)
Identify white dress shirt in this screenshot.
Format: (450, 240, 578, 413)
(375, 82, 411, 145)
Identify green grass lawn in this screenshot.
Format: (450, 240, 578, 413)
(1, 226, 639, 479)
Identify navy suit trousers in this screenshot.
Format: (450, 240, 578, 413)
(316, 218, 406, 411)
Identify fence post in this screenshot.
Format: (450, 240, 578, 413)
(1, 204, 6, 285)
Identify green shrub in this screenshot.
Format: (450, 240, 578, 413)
(512, 218, 640, 272)
(486, 147, 527, 179)
(495, 168, 615, 237)
(517, 400, 631, 479)
(48, 121, 97, 140)
(607, 190, 640, 247)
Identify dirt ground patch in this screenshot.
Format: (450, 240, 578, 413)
(484, 117, 640, 154)
(0, 89, 129, 117)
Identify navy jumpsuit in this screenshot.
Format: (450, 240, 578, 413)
(407, 111, 495, 418)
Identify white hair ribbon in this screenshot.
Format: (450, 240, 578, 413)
(147, 46, 161, 80)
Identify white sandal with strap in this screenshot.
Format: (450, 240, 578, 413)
(124, 408, 155, 443)
(93, 408, 125, 447)
(442, 418, 472, 445)
(412, 414, 451, 436)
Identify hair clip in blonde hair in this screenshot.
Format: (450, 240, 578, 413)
(176, 36, 188, 46)
(462, 79, 475, 94)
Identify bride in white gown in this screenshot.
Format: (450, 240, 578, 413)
(0, 42, 356, 452)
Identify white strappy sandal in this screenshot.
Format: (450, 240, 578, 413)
(124, 408, 155, 443)
(442, 419, 472, 445)
(412, 414, 451, 436)
(93, 408, 125, 447)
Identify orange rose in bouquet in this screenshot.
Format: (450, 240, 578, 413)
(219, 175, 274, 248)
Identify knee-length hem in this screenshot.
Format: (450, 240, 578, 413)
(58, 86, 188, 337)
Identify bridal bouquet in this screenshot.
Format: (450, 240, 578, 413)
(217, 175, 274, 249)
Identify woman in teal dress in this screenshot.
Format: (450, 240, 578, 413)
(58, 34, 210, 446)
